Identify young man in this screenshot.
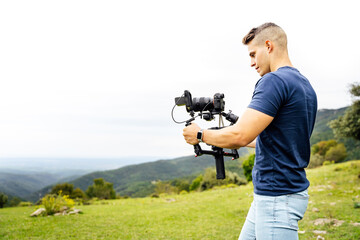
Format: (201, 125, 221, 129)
(182, 23, 317, 239)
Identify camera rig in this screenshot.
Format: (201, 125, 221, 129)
(172, 90, 239, 179)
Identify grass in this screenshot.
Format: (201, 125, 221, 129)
(0, 160, 359, 239)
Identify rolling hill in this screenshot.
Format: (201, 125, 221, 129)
(5, 106, 360, 202)
(27, 148, 250, 201)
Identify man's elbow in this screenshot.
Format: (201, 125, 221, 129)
(231, 135, 252, 149)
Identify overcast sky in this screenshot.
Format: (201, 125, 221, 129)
(0, 0, 359, 160)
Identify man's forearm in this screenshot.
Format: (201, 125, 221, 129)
(202, 125, 250, 149)
(183, 108, 273, 149)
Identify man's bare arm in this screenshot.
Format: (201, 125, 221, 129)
(246, 139, 256, 148)
(183, 108, 273, 149)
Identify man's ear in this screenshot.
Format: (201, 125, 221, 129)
(265, 40, 273, 53)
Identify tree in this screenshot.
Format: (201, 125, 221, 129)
(51, 183, 74, 196)
(330, 82, 360, 141)
(51, 183, 86, 200)
(242, 153, 255, 182)
(71, 188, 87, 199)
(86, 178, 116, 200)
(0, 193, 8, 208)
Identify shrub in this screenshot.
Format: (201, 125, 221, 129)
(189, 175, 203, 191)
(322, 160, 334, 166)
(0, 193, 8, 208)
(200, 168, 246, 191)
(309, 140, 348, 168)
(180, 190, 188, 195)
(154, 181, 178, 195)
(311, 140, 337, 156)
(308, 154, 325, 168)
(41, 192, 74, 216)
(19, 201, 32, 207)
(242, 153, 255, 182)
(325, 143, 347, 163)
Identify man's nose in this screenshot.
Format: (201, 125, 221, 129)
(250, 59, 256, 67)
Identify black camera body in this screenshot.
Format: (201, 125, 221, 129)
(173, 90, 239, 179)
(175, 90, 226, 121)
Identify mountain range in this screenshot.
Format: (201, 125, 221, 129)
(2, 107, 358, 202)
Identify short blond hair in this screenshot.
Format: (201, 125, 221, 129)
(242, 23, 287, 50)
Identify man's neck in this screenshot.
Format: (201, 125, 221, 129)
(270, 54, 293, 72)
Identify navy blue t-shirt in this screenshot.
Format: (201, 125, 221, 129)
(248, 66, 317, 196)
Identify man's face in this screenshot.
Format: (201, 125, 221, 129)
(247, 41, 271, 77)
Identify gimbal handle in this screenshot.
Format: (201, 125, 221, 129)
(193, 144, 239, 179)
(185, 111, 239, 179)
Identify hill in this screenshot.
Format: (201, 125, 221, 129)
(310, 107, 360, 160)
(7, 107, 360, 202)
(1, 160, 359, 239)
(310, 107, 347, 145)
(28, 148, 250, 201)
(0, 172, 59, 199)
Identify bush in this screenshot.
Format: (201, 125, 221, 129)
(189, 175, 203, 191)
(309, 140, 348, 168)
(200, 168, 246, 191)
(322, 160, 334, 166)
(19, 201, 32, 207)
(311, 140, 337, 156)
(308, 154, 325, 168)
(325, 143, 347, 163)
(154, 181, 178, 195)
(0, 193, 8, 208)
(180, 190, 188, 195)
(41, 192, 74, 216)
(51, 183, 86, 200)
(242, 154, 255, 182)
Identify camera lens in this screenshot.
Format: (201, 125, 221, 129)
(192, 97, 213, 112)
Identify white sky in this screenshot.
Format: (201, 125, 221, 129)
(0, 0, 359, 159)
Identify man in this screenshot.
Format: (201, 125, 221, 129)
(183, 22, 317, 240)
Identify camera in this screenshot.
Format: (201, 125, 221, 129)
(172, 90, 239, 179)
(174, 90, 225, 121)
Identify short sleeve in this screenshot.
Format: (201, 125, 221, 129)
(248, 74, 286, 117)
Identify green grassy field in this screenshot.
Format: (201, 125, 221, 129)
(1, 160, 359, 239)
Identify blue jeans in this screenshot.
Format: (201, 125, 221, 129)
(238, 189, 309, 240)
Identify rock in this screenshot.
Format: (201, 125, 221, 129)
(60, 206, 69, 212)
(68, 209, 82, 215)
(316, 235, 325, 240)
(314, 218, 344, 227)
(351, 222, 360, 227)
(312, 207, 320, 212)
(313, 230, 327, 235)
(330, 202, 336, 206)
(333, 219, 345, 227)
(166, 198, 176, 203)
(298, 230, 306, 234)
(30, 208, 46, 217)
(314, 218, 331, 225)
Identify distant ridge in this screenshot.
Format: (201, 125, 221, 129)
(4, 107, 358, 202)
(28, 148, 249, 201)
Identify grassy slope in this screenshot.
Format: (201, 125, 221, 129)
(0, 160, 359, 240)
